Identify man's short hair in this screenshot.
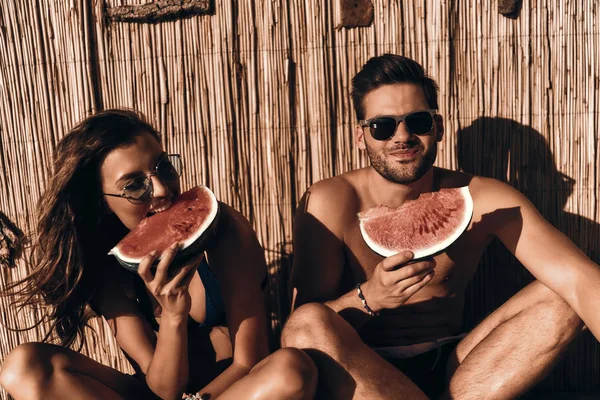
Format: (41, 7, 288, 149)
(351, 54, 439, 120)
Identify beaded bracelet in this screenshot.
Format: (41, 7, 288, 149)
(355, 282, 379, 317)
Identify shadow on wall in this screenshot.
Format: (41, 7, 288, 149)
(264, 242, 294, 346)
(457, 116, 600, 392)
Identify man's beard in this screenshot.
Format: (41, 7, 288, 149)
(366, 141, 438, 184)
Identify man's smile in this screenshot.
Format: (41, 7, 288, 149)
(388, 146, 420, 160)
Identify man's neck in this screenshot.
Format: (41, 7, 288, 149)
(365, 167, 437, 208)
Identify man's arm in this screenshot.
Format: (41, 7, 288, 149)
(290, 182, 349, 309)
(291, 180, 379, 329)
(480, 178, 600, 340)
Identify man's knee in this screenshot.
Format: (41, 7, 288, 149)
(281, 303, 340, 349)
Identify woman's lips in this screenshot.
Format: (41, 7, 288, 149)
(147, 199, 173, 216)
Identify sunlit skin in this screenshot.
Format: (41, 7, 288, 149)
(100, 132, 180, 230)
(99, 133, 212, 324)
(0, 127, 317, 400)
(357, 83, 443, 186)
(296, 83, 464, 345)
(284, 80, 595, 399)
(96, 132, 315, 399)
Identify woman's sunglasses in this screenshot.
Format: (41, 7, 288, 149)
(103, 153, 183, 205)
(359, 109, 438, 141)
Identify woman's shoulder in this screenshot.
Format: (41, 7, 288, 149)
(214, 202, 255, 238)
(206, 202, 264, 266)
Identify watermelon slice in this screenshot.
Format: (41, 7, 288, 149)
(109, 186, 219, 272)
(358, 187, 473, 259)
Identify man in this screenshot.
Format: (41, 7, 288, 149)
(281, 54, 597, 399)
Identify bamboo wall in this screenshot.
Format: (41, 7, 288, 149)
(0, 0, 599, 397)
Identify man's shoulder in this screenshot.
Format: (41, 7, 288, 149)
(300, 170, 365, 223)
(466, 175, 520, 198)
(462, 174, 534, 219)
(436, 168, 528, 209)
(309, 170, 361, 196)
(436, 168, 513, 193)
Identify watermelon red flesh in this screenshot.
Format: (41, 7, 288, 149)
(109, 186, 218, 270)
(358, 187, 473, 259)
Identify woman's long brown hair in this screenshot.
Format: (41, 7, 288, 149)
(3, 109, 160, 349)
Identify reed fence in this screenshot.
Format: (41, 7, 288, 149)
(0, 0, 599, 397)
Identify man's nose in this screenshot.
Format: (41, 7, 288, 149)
(390, 121, 413, 142)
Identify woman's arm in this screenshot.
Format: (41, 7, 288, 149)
(198, 203, 270, 398)
(137, 244, 202, 398)
(96, 249, 201, 400)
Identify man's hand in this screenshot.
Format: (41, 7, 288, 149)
(360, 251, 436, 313)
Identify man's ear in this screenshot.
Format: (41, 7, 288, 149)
(356, 125, 367, 150)
(434, 114, 444, 142)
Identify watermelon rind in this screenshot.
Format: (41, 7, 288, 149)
(358, 186, 473, 260)
(108, 186, 220, 273)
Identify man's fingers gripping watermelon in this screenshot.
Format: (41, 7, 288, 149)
(359, 251, 436, 312)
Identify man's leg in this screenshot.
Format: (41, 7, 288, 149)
(281, 303, 428, 400)
(445, 280, 583, 399)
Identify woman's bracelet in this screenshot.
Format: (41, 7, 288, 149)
(183, 393, 210, 400)
(355, 282, 380, 317)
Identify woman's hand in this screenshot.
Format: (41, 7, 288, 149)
(137, 243, 203, 398)
(137, 243, 203, 319)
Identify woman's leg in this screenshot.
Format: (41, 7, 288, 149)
(0, 342, 158, 400)
(187, 326, 316, 399)
(215, 348, 317, 400)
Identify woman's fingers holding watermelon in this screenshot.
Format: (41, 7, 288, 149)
(167, 261, 199, 290)
(163, 250, 203, 284)
(153, 242, 181, 284)
(138, 251, 159, 283)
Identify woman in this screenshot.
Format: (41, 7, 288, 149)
(0, 109, 316, 400)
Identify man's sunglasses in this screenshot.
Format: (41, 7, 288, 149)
(103, 153, 183, 205)
(359, 109, 438, 141)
